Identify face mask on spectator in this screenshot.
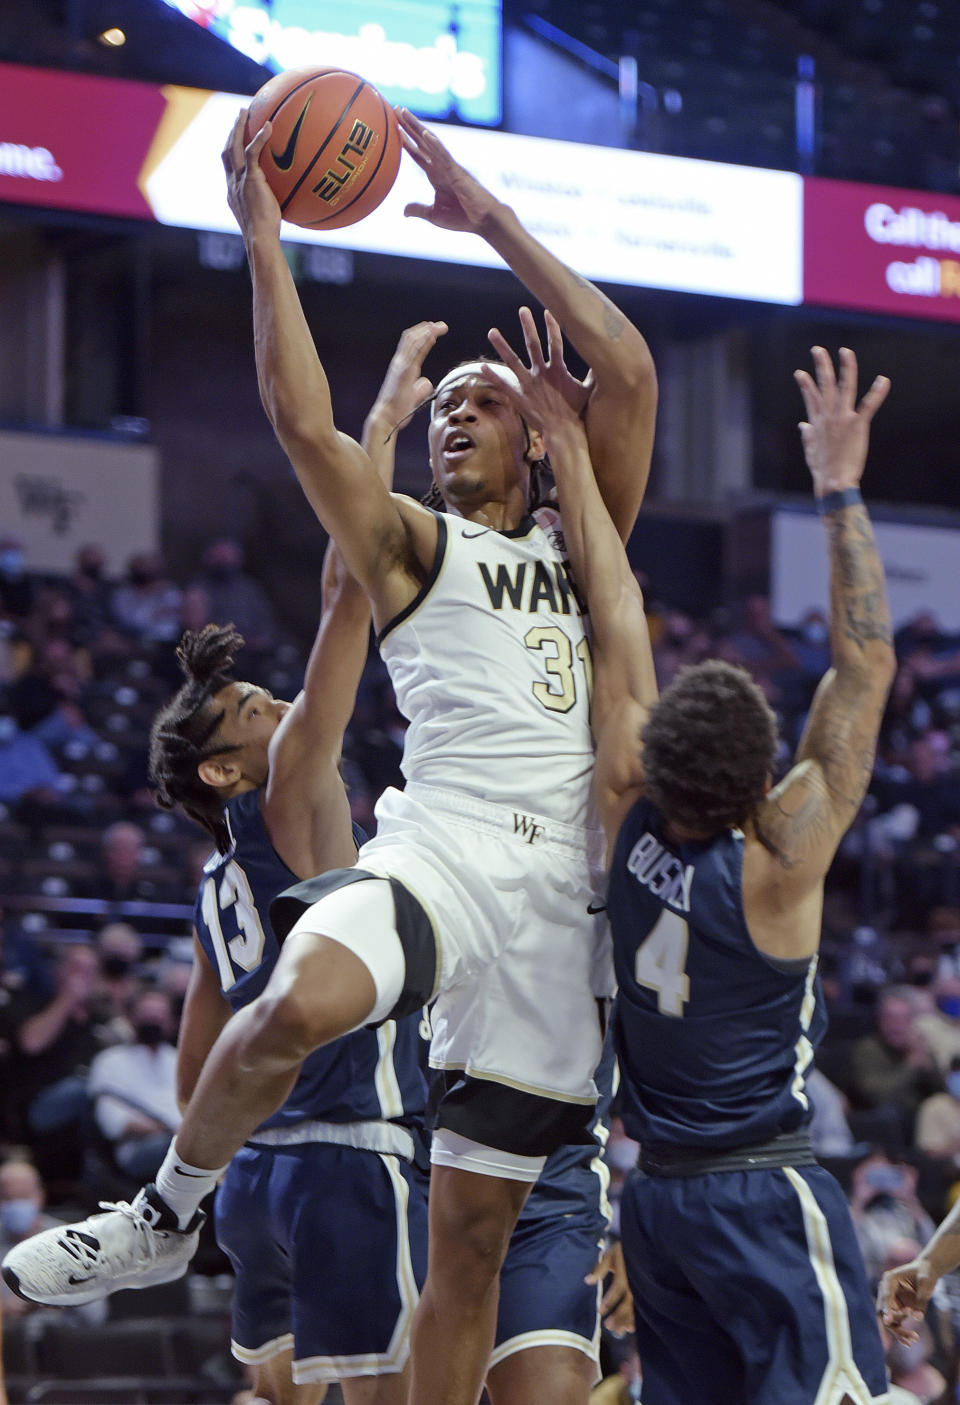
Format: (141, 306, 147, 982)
(101, 955, 132, 980)
(134, 1021, 167, 1048)
(0, 1199, 38, 1235)
(937, 995, 960, 1018)
(947, 1072, 960, 1099)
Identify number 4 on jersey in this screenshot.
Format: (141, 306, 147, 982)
(634, 910, 690, 1017)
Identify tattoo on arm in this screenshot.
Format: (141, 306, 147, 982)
(755, 771, 834, 871)
(572, 272, 624, 341)
(826, 504, 893, 653)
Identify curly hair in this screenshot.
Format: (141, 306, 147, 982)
(641, 660, 779, 834)
(148, 624, 244, 854)
(419, 357, 554, 513)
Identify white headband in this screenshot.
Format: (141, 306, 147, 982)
(433, 362, 521, 400)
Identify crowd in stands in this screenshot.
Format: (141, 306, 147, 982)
(1, 534, 960, 1402)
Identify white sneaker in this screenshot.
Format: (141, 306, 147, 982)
(1, 1185, 204, 1307)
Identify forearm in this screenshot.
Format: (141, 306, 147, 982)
(919, 1203, 960, 1279)
(16, 996, 73, 1055)
(547, 420, 630, 618)
(317, 404, 395, 607)
(548, 421, 653, 710)
(822, 499, 895, 681)
(245, 229, 338, 452)
(481, 207, 652, 386)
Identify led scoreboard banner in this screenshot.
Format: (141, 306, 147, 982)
(162, 0, 503, 127)
(3, 61, 960, 323)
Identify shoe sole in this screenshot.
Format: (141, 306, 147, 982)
(2, 1258, 189, 1307)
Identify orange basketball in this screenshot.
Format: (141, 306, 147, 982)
(246, 67, 401, 230)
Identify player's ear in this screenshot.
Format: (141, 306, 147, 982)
(197, 756, 240, 790)
(524, 426, 546, 463)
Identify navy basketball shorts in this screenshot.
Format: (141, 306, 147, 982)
(620, 1163, 889, 1405)
(491, 1210, 606, 1375)
(214, 1142, 429, 1385)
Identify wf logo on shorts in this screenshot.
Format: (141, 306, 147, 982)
(513, 813, 546, 844)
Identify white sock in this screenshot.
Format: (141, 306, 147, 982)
(154, 1143, 229, 1231)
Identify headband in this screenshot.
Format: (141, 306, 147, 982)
(432, 362, 521, 400)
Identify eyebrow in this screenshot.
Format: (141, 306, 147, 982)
(236, 688, 259, 717)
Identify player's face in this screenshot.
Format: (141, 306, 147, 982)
(427, 374, 530, 506)
(212, 682, 291, 786)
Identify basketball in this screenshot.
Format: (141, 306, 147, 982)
(246, 67, 402, 230)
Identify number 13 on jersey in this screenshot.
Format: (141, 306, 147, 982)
(200, 861, 267, 992)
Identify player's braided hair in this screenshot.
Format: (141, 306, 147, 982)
(641, 660, 779, 834)
(418, 358, 555, 514)
(148, 624, 244, 854)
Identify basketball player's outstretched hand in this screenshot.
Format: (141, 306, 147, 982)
(877, 1257, 937, 1344)
(483, 307, 588, 442)
(397, 108, 501, 234)
(586, 1240, 635, 1337)
(793, 346, 889, 496)
(372, 320, 449, 425)
(222, 109, 281, 239)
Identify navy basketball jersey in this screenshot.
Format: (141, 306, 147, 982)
(519, 1027, 614, 1225)
(193, 789, 426, 1130)
(607, 796, 826, 1151)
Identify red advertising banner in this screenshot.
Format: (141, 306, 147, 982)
(804, 174, 960, 323)
(0, 63, 170, 219)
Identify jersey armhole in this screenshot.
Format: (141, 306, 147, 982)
(376, 514, 448, 646)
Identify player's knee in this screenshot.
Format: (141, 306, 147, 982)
(432, 1198, 514, 1290)
(241, 982, 335, 1067)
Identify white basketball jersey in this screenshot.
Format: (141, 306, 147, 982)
(377, 507, 596, 829)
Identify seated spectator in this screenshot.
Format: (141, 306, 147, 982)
(915, 975, 960, 1075)
(91, 821, 181, 907)
(0, 712, 62, 814)
(0, 539, 34, 621)
(874, 732, 960, 842)
(0, 1157, 104, 1327)
(86, 987, 181, 1183)
(790, 607, 832, 681)
(849, 1153, 936, 1287)
(848, 987, 942, 1145)
(915, 1055, 960, 1165)
(650, 610, 709, 689)
(725, 593, 798, 694)
(807, 1067, 860, 1159)
(931, 907, 960, 982)
(94, 923, 144, 1022)
(186, 538, 277, 651)
(896, 609, 960, 685)
(6, 942, 118, 1181)
(65, 543, 115, 647)
(110, 551, 182, 644)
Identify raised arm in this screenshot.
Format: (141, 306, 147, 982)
(222, 113, 435, 621)
(750, 348, 896, 901)
(484, 310, 657, 847)
(399, 110, 656, 539)
(263, 321, 446, 878)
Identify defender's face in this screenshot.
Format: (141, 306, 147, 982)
(427, 374, 530, 506)
(212, 681, 291, 786)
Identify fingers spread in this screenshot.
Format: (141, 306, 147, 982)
(518, 307, 547, 372)
(858, 374, 891, 421)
